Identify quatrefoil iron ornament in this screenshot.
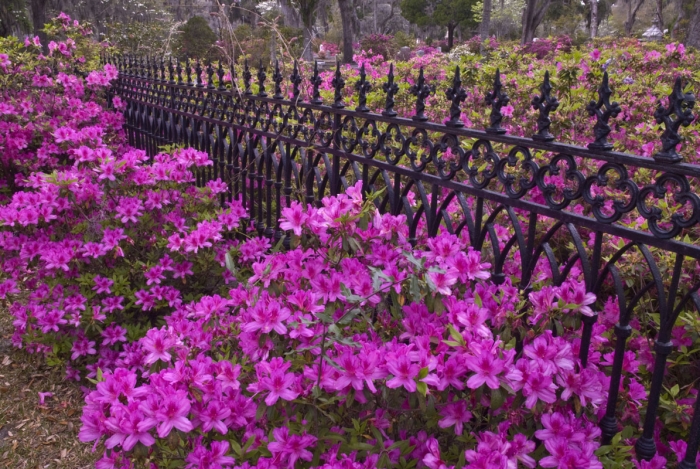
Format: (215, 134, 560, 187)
(581, 163, 639, 224)
(535, 154, 585, 210)
(653, 77, 696, 164)
(432, 134, 464, 180)
(637, 173, 700, 239)
(496, 146, 539, 199)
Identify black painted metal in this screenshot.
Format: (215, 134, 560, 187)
(104, 54, 700, 466)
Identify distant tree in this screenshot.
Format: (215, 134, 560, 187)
(0, 0, 30, 37)
(400, 0, 478, 50)
(338, 0, 355, 63)
(172, 16, 218, 59)
(687, 0, 700, 48)
(521, 0, 553, 43)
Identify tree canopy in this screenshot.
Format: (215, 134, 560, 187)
(400, 0, 479, 49)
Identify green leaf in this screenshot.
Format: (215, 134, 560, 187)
(490, 387, 504, 410)
(416, 381, 428, 397)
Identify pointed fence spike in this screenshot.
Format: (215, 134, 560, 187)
(310, 60, 322, 105)
(652, 76, 696, 163)
(257, 59, 267, 97)
(410, 67, 434, 122)
(445, 66, 467, 128)
(485, 68, 510, 134)
(332, 59, 345, 109)
(290, 59, 302, 101)
(586, 70, 621, 151)
(273, 59, 284, 99)
(382, 62, 399, 117)
(531, 70, 560, 142)
(355, 63, 371, 112)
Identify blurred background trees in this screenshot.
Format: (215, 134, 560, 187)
(0, 0, 697, 62)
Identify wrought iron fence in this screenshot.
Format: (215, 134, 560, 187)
(105, 54, 700, 467)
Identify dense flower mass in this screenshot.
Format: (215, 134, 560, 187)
(3, 14, 700, 469)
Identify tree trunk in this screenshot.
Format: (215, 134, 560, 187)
(338, 0, 355, 63)
(279, 0, 303, 29)
(521, 0, 551, 43)
(670, 0, 683, 39)
(447, 22, 456, 51)
(302, 25, 314, 61)
(687, 0, 700, 49)
(590, 0, 598, 37)
(656, 0, 664, 30)
(624, 0, 645, 35)
(30, 0, 49, 48)
(481, 0, 492, 39)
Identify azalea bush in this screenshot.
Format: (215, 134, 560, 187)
(0, 14, 246, 380)
(0, 13, 121, 198)
(75, 183, 700, 469)
(4, 14, 700, 469)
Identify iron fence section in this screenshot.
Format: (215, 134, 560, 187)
(105, 55, 700, 467)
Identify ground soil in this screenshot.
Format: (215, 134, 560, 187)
(0, 311, 97, 469)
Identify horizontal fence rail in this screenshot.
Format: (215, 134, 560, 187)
(105, 54, 700, 466)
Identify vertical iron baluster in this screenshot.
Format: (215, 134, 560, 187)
(635, 253, 684, 461)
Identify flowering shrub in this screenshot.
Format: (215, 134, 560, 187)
(4, 15, 700, 469)
(0, 14, 120, 198)
(77, 184, 627, 468)
(359, 34, 397, 61)
(0, 14, 244, 381)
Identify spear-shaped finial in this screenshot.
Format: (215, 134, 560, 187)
(355, 63, 372, 112)
(586, 71, 621, 151)
(206, 60, 215, 89)
(310, 60, 322, 105)
(168, 56, 175, 84)
(195, 58, 203, 87)
(485, 68, 510, 134)
(410, 67, 435, 122)
(185, 57, 192, 85)
(217, 61, 226, 90)
(531, 70, 559, 142)
(331, 59, 345, 109)
(257, 59, 267, 97)
(272, 60, 284, 99)
(382, 63, 399, 117)
(290, 59, 302, 101)
(243, 59, 252, 95)
(445, 66, 467, 128)
(652, 77, 696, 163)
